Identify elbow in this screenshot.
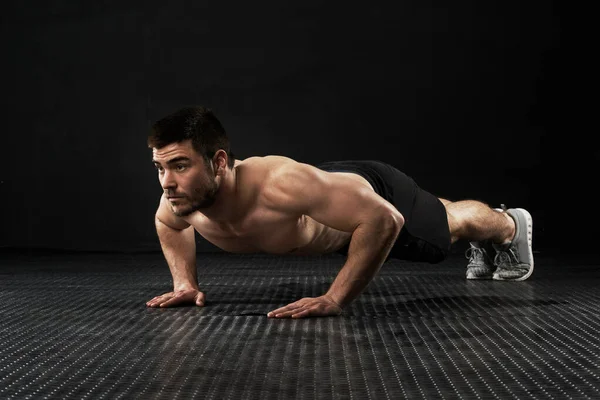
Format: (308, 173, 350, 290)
(392, 210, 404, 228)
(389, 211, 404, 235)
(377, 210, 404, 236)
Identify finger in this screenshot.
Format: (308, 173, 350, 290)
(147, 292, 176, 307)
(195, 292, 205, 307)
(268, 303, 303, 317)
(158, 293, 181, 308)
(146, 295, 161, 305)
(270, 304, 300, 314)
(275, 306, 308, 318)
(268, 308, 289, 318)
(267, 307, 289, 317)
(147, 296, 166, 307)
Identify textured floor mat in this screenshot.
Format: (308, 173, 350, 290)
(1, 252, 599, 399)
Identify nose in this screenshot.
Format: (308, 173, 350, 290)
(160, 169, 177, 190)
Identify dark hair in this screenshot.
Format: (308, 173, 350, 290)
(148, 106, 235, 169)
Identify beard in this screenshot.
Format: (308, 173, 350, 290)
(170, 178, 219, 217)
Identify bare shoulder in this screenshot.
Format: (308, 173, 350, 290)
(256, 156, 321, 186)
(255, 156, 402, 231)
(259, 157, 330, 207)
(236, 155, 299, 170)
(238, 156, 371, 202)
(236, 155, 311, 185)
(235, 155, 317, 202)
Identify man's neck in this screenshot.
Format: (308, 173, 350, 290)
(199, 165, 241, 223)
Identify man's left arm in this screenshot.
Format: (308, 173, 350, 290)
(263, 161, 403, 318)
(324, 214, 401, 308)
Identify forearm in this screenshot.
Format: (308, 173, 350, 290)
(326, 219, 401, 308)
(156, 218, 198, 290)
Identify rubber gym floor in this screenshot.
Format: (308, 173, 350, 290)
(1, 249, 598, 399)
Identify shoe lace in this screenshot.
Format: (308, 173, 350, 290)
(494, 248, 522, 269)
(465, 247, 484, 262)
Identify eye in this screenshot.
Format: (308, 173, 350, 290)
(154, 164, 164, 172)
(176, 165, 187, 172)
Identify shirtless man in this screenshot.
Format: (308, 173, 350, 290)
(145, 106, 534, 318)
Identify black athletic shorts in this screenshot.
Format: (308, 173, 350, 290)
(316, 160, 451, 263)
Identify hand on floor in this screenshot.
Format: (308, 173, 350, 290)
(267, 295, 342, 318)
(146, 289, 205, 308)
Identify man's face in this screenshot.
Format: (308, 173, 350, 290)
(152, 140, 218, 217)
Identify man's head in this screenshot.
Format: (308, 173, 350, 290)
(148, 107, 235, 217)
(148, 106, 235, 169)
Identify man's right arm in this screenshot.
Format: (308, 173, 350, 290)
(156, 218, 198, 291)
(146, 195, 205, 308)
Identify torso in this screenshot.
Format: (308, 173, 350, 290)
(182, 156, 375, 255)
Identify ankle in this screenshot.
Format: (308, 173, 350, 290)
(490, 211, 515, 244)
(504, 212, 516, 242)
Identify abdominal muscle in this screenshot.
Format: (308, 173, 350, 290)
(189, 171, 374, 256)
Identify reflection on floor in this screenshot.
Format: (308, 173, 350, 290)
(1, 251, 599, 399)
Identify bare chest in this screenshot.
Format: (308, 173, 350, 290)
(190, 208, 315, 254)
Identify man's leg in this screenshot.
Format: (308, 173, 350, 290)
(443, 199, 514, 243)
(441, 198, 534, 281)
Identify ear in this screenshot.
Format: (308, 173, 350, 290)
(212, 149, 229, 175)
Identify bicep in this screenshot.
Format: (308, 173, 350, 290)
(265, 163, 403, 232)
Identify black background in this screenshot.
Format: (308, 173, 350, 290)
(1, 1, 594, 254)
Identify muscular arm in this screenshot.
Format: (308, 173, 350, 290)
(325, 215, 400, 307)
(146, 195, 205, 308)
(155, 218, 198, 291)
(264, 161, 403, 316)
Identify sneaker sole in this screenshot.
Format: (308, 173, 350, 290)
(467, 274, 493, 280)
(493, 208, 534, 281)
